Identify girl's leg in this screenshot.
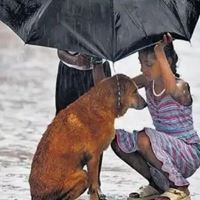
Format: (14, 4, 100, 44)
(111, 137, 162, 192)
(137, 130, 190, 198)
(137, 130, 162, 169)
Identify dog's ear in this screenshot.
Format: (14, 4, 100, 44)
(94, 77, 114, 99)
(117, 74, 134, 95)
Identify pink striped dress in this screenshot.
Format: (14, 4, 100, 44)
(116, 81, 200, 190)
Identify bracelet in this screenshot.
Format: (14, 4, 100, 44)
(90, 56, 103, 65)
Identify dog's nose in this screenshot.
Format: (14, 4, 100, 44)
(135, 100, 147, 110)
(130, 94, 147, 110)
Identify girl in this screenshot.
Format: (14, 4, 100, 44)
(111, 34, 200, 200)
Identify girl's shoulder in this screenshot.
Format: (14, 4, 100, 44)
(175, 78, 190, 92)
(172, 78, 192, 106)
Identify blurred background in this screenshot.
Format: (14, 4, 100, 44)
(0, 20, 200, 199)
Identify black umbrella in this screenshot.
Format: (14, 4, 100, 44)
(0, 0, 200, 62)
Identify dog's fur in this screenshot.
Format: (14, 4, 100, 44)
(29, 74, 147, 200)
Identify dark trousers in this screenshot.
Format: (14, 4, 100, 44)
(55, 61, 111, 114)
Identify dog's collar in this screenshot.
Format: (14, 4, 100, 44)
(115, 74, 121, 117)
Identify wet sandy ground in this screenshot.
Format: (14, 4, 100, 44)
(1, 21, 200, 200)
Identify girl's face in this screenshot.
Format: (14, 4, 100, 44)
(138, 52, 161, 81)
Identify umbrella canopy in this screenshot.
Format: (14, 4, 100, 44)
(0, 0, 200, 62)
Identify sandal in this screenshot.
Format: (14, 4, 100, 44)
(155, 188, 191, 200)
(127, 185, 160, 200)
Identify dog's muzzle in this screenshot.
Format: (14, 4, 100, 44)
(130, 94, 147, 110)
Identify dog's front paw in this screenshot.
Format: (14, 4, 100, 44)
(88, 187, 100, 200)
(98, 188, 107, 200)
(90, 192, 100, 200)
(89, 189, 107, 200)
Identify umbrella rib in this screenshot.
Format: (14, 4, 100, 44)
(112, 0, 115, 61)
(27, 0, 106, 59)
(120, 3, 148, 37)
(61, 20, 105, 58)
(161, 0, 190, 40)
(26, 0, 53, 43)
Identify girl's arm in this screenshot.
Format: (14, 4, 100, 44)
(132, 74, 148, 89)
(154, 34, 192, 106)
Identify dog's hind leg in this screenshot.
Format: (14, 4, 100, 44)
(57, 169, 89, 200)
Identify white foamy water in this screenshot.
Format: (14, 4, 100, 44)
(0, 20, 200, 200)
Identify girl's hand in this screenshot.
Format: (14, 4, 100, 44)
(154, 33, 173, 54)
(160, 33, 173, 48)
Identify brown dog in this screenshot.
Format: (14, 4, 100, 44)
(29, 74, 147, 200)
